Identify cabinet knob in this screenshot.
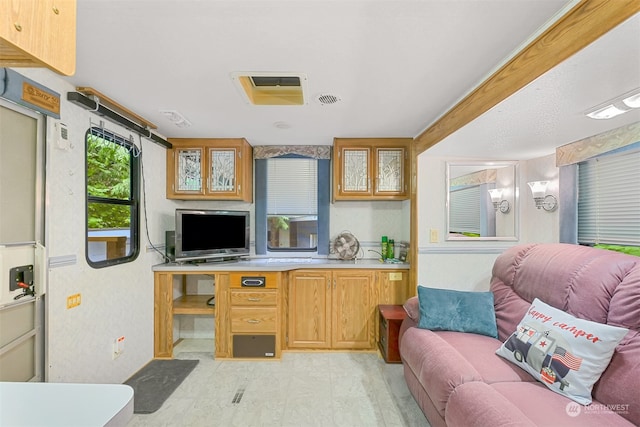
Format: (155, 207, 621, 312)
(52, 6, 60, 14)
(247, 297, 261, 302)
(247, 319, 260, 324)
(14, 23, 22, 32)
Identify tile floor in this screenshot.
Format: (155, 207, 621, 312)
(127, 339, 429, 427)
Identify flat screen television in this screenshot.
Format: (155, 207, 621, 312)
(174, 209, 250, 262)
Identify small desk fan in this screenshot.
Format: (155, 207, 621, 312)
(333, 232, 360, 260)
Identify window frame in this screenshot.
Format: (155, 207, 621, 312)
(255, 155, 330, 255)
(576, 145, 640, 248)
(85, 127, 140, 268)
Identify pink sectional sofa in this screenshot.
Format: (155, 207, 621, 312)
(399, 243, 639, 427)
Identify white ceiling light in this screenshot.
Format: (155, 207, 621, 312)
(585, 88, 640, 120)
(622, 92, 640, 109)
(586, 104, 628, 120)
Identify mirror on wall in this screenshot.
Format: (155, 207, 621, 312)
(446, 161, 518, 241)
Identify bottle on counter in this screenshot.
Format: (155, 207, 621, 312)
(388, 239, 395, 260)
(381, 236, 388, 260)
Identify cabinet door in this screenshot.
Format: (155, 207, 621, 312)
(288, 271, 331, 349)
(374, 147, 407, 197)
(332, 271, 375, 349)
(206, 147, 238, 197)
(337, 146, 372, 198)
(167, 146, 204, 197)
(0, 0, 76, 76)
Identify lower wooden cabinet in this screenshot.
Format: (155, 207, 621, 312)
(228, 272, 281, 359)
(287, 269, 406, 350)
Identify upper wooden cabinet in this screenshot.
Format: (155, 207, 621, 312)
(166, 138, 253, 201)
(333, 138, 411, 201)
(0, 0, 76, 75)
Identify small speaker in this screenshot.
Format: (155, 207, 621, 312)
(165, 230, 175, 262)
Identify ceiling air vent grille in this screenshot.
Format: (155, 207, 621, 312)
(316, 93, 341, 105)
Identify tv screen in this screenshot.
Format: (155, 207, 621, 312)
(175, 209, 250, 262)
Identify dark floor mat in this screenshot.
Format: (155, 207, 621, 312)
(124, 359, 198, 414)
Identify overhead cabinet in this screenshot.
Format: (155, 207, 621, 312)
(333, 138, 411, 201)
(166, 138, 253, 201)
(0, 0, 76, 75)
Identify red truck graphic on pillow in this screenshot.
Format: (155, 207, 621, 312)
(504, 323, 583, 390)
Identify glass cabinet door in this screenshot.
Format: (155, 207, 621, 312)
(208, 148, 237, 195)
(375, 148, 405, 195)
(175, 147, 204, 193)
(341, 147, 371, 195)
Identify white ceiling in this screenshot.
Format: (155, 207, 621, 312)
(63, 1, 640, 160)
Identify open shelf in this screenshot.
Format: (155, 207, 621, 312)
(173, 295, 215, 316)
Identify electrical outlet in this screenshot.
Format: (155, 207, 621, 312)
(113, 336, 125, 359)
(429, 229, 438, 243)
(66, 293, 81, 309)
(388, 272, 403, 281)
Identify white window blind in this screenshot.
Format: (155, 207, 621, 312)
(578, 149, 640, 245)
(449, 185, 481, 234)
(267, 158, 317, 215)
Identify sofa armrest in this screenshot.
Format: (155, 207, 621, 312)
(403, 296, 419, 321)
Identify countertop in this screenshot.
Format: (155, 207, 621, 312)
(152, 257, 410, 272)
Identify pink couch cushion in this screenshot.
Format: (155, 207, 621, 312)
(445, 382, 536, 427)
(446, 381, 636, 427)
(400, 327, 482, 418)
(435, 331, 535, 384)
(491, 382, 636, 427)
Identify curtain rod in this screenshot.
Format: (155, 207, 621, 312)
(67, 92, 171, 149)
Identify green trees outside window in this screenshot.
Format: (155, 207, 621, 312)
(85, 128, 140, 267)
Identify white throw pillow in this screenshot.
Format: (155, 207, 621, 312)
(496, 298, 628, 405)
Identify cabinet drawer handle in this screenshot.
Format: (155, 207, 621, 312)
(247, 297, 261, 302)
(247, 319, 260, 324)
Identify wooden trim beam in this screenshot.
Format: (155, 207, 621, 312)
(413, 0, 640, 155)
(76, 86, 157, 129)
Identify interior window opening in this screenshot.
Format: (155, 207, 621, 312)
(85, 127, 140, 267)
(267, 157, 318, 251)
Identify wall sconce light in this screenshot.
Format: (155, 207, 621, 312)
(527, 181, 557, 211)
(488, 189, 510, 213)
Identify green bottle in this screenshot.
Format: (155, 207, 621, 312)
(388, 239, 395, 260)
(381, 236, 388, 260)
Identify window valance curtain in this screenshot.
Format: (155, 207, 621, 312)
(253, 145, 331, 159)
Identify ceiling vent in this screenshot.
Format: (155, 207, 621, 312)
(315, 93, 341, 105)
(231, 72, 308, 106)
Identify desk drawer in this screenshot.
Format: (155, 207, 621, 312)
(230, 290, 277, 306)
(231, 307, 277, 333)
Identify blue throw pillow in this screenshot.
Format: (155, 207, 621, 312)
(417, 286, 498, 338)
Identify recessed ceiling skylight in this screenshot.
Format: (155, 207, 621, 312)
(231, 72, 308, 106)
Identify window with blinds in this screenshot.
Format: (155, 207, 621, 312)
(267, 158, 318, 250)
(578, 148, 640, 246)
(449, 185, 481, 235)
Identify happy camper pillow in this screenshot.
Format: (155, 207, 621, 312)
(495, 298, 628, 405)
